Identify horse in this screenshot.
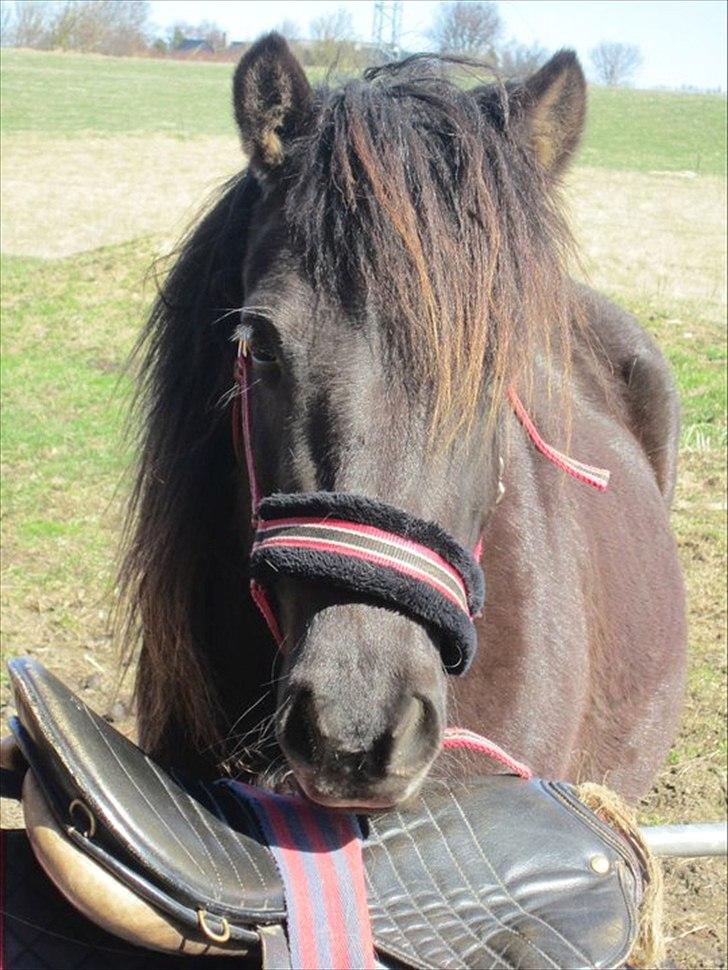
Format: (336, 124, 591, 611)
(121, 35, 686, 809)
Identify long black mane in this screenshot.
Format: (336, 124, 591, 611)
(120, 174, 265, 764)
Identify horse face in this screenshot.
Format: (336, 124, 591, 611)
(239, 230, 494, 807)
(229, 34, 586, 805)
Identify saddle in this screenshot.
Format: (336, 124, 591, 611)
(3, 657, 656, 969)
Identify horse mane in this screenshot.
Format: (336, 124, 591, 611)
(286, 56, 578, 439)
(121, 57, 579, 766)
(119, 173, 266, 764)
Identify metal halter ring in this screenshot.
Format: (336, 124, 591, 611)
(68, 798, 96, 838)
(197, 908, 231, 944)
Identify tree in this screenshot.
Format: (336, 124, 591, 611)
(274, 18, 301, 43)
(4, 0, 150, 54)
(498, 40, 548, 78)
(0, 3, 11, 44)
(309, 7, 356, 68)
(590, 41, 642, 86)
(430, 1, 502, 60)
(3, 1, 54, 48)
(50, 1, 150, 55)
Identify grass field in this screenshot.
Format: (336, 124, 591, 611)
(2, 49, 726, 174)
(1, 49, 726, 968)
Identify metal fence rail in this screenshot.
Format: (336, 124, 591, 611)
(640, 821, 727, 857)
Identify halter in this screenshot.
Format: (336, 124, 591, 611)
(234, 346, 485, 675)
(233, 341, 609, 776)
(251, 491, 484, 674)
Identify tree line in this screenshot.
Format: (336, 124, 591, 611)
(1, 0, 643, 86)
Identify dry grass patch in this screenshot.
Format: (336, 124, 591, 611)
(3, 135, 727, 332)
(567, 168, 727, 313)
(1, 133, 240, 258)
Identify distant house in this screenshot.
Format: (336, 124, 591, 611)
(174, 38, 214, 56)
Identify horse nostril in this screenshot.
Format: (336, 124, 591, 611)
(280, 687, 440, 801)
(388, 695, 439, 773)
(280, 688, 322, 767)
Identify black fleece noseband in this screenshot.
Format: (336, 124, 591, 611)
(250, 492, 484, 674)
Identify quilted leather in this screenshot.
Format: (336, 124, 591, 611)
(7, 658, 644, 969)
(9, 657, 285, 942)
(363, 778, 641, 969)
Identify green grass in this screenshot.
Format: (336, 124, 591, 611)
(619, 293, 727, 448)
(582, 87, 727, 175)
(0, 243, 147, 597)
(2, 49, 726, 175)
(0, 49, 234, 136)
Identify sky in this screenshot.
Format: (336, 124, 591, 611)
(148, 0, 727, 91)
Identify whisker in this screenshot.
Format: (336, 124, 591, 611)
(211, 306, 245, 326)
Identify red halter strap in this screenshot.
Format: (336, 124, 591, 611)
(255, 517, 470, 613)
(507, 387, 610, 491)
(234, 343, 610, 509)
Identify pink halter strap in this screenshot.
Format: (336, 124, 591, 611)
(507, 387, 610, 491)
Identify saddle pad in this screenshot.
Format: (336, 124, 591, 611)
(227, 781, 375, 969)
(0, 830, 249, 970)
(7, 657, 645, 969)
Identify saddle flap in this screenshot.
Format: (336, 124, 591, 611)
(8, 657, 286, 938)
(364, 776, 643, 970)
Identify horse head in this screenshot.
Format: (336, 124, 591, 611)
(124, 34, 585, 808)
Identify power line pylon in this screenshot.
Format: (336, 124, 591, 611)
(372, 1, 403, 57)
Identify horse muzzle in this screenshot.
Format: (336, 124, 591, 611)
(247, 491, 482, 807)
(278, 666, 443, 809)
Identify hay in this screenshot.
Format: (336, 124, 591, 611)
(577, 782, 665, 969)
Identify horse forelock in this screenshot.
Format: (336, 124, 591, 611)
(284, 60, 578, 441)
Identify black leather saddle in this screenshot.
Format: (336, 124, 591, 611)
(5, 657, 647, 969)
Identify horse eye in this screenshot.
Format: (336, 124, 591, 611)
(250, 341, 278, 366)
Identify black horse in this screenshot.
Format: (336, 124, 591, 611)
(121, 36, 685, 808)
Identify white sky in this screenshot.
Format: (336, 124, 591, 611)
(148, 0, 727, 91)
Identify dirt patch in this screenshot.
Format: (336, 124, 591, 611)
(640, 447, 727, 969)
(567, 168, 727, 310)
(1, 133, 241, 258)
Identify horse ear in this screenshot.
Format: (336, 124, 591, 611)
(511, 50, 586, 175)
(233, 33, 313, 177)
